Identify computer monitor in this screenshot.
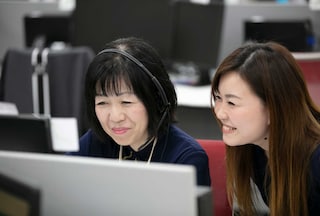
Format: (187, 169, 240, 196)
(0, 115, 53, 153)
(0, 151, 210, 216)
(72, 0, 174, 62)
(24, 13, 73, 49)
(244, 19, 315, 52)
(0, 172, 40, 216)
(171, 2, 224, 69)
(0, 114, 79, 153)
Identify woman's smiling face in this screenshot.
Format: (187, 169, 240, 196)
(95, 81, 149, 151)
(213, 71, 270, 151)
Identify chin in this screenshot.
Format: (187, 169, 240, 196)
(112, 137, 131, 146)
(222, 136, 244, 147)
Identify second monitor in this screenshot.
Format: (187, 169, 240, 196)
(244, 19, 315, 52)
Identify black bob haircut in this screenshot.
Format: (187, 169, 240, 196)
(84, 37, 177, 141)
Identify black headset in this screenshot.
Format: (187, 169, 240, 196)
(96, 48, 170, 133)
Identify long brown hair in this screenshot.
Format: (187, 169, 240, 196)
(211, 41, 320, 216)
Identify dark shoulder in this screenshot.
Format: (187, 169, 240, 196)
(76, 130, 118, 157)
(311, 144, 320, 178)
(167, 125, 203, 151)
(79, 129, 103, 147)
(309, 144, 320, 215)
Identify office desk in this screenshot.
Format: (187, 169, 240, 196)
(175, 84, 221, 140)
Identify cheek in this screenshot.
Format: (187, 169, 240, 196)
(232, 107, 265, 129)
(95, 107, 106, 123)
(257, 110, 269, 133)
(242, 107, 269, 136)
(213, 104, 218, 114)
(132, 107, 149, 130)
(132, 107, 148, 123)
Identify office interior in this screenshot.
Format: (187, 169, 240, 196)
(1, 0, 320, 140)
(0, 0, 320, 215)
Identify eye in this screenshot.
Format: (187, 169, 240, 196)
(95, 96, 109, 106)
(96, 101, 107, 106)
(214, 94, 222, 101)
(122, 100, 132, 105)
(227, 101, 235, 106)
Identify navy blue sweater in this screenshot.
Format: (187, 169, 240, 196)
(69, 125, 211, 186)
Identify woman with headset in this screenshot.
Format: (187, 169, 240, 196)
(68, 37, 210, 186)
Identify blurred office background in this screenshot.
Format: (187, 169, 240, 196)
(0, 0, 320, 140)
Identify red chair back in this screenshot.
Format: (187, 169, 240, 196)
(197, 139, 232, 216)
(293, 52, 320, 106)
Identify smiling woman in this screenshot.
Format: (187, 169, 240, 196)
(213, 71, 269, 151)
(67, 37, 211, 187)
(211, 41, 320, 216)
(94, 87, 149, 152)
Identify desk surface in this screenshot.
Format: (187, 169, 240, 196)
(175, 84, 212, 108)
(174, 84, 220, 140)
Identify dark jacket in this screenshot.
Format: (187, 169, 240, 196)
(68, 125, 211, 186)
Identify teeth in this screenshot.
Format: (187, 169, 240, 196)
(223, 125, 235, 132)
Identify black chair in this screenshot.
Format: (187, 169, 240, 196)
(0, 47, 94, 135)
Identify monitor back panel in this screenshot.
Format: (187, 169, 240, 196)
(0, 115, 53, 153)
(72, 0, 174, 61)
(24, 14, 72, 48)
(0, 151, 197, 216)
(244, 19, 314, 52)
(171, 2, 224, 69)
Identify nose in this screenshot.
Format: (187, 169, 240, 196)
(214, 103, 228, 121)
(109, 105, 125, 122)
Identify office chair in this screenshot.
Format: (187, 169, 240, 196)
(0, 47, 94, 135)
(293, 52, 320, 106)
(197, 139, 232, 216)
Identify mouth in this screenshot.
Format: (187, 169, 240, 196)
(222, 125, 236, 134)
(112, 127, 129, 135)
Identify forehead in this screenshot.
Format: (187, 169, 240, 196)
(218, 71, 261, 104)
(95, 78, 133, 95)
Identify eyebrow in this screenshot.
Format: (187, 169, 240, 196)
(224, 93, 241, 100)
(95, 91, 133, 97)
(215, 90, 241, 99)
